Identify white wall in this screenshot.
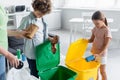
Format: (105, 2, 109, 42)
(52, 0, 65, 8)
(0, 0, 32, 7)
(61, 9, 120, 30)
(0, 0, 64, 9)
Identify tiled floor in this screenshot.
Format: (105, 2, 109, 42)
(50, 29, 120, 80)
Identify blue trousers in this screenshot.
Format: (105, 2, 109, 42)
(0, 56, 6, 80)
(27, 58, 39, 78)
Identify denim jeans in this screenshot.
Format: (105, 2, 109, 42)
(27, 58, 39, 78)
(0, 55, 6, 80)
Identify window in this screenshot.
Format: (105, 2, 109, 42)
(52, 0, 65, 8)
(65, 0, 96, 8)
(0, 0, 32, 7)
(64, 0, 119, 9)
(96, 0, 114, 8)
(115, 0, 120, 8)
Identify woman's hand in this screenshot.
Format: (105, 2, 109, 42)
(6, 53, 19, 68)
(0, 46, 19, 68)
(15, 30, 28, 38)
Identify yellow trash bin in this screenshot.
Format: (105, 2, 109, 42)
(65, 38, 100, 80)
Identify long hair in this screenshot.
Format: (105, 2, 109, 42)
(92, 11, 108, 26)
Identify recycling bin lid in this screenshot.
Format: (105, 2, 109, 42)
(65, 38, 88, 63)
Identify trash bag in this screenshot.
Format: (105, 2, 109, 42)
(35, 39, 60, 72)
(7, 67, 39, 80)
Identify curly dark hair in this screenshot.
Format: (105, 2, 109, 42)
(32, 0, 51, 15)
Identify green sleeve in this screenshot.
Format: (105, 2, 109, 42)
(0, 5, 8, 26)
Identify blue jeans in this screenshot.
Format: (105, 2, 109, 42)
(27, 58, 39, 78)
(0, 56, 6, 80)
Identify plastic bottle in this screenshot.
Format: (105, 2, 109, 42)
(17, 49, 21, 59)
(22, 53, 26, 61)
(15, 49, 24, 69)
(85, 55, 95, 62)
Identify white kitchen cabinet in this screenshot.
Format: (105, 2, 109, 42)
(7, 10, 61, 30)
(7, 12, 30, 29)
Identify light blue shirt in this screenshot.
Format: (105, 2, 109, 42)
(18, 12, 48, 59)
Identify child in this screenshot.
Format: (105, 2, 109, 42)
(18, 0, 52, 78)
(88, 11, 112, 80)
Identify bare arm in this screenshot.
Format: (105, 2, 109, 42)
(7, 29, 19, 36)
(100, 37, 111, 56)
(7, 29, 27, 38)
(88, 33, 95, 43)
(0, 46, 9, 57)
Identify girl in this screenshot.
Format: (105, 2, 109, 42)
(18, 0, 53, 78)
(88, 11, 112, 80)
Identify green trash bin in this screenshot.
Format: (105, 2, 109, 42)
(36, 39, 77, 80)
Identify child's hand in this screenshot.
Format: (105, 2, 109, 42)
(82, 38, 89, 42)
(99, 51, 106, 57)
(51, 44, 56, 53)
(48, 35, 59, 53)
(82, 38, 87, 40)
(93, 54, 99, 57)
(51, 35, 59, 44)
(93, 54, 101, 62)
